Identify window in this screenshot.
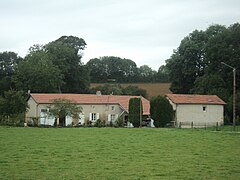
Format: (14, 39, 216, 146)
(90, 113, 99, 121)
(111, 106, 115, 111)
(91, 113, 96, 121)
(111, 114, 116, 121)
(108, 114, 118, 122)
(203, 106, 206, 112)
(41, 109, 48, 113)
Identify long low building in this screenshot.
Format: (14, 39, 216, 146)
(26, 92, 150, 127)
(166, 94, 226, 128)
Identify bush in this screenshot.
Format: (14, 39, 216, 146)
(0, 113, 25, 127)
(94, 119, 102, 127)
(115, 117, 124, 127)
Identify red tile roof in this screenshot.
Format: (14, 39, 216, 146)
(166, 94, 226, 105)
(30, 93, 150, 115)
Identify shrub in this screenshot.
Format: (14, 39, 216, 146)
(95, 119, 102, 127)
(115, 117, 124, 127)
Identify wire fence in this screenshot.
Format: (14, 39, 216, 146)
(177, 121, 240, 132)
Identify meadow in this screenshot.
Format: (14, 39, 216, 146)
(0, 127, 240, 179)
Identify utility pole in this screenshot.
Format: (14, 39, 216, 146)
(140, 96, 142, 128)
(221, 62, 236, 131)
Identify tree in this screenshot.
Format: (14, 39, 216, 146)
(128, 98, 142, 127)
(150, 96, 173, 127)
(14, 49, 63, 93)
(47, 98, 82, 127)
(166, 24, 227, 93)
(87, 56, 138, 83)
(192, 74, 229, 102)
(0, 51, 22, 94)
(45, 36, 89, 93)
(138, 65, 157, 82)
(156, 65, 170, 83)
(86, 58, 108, 82)
(0, 90, 28, 125)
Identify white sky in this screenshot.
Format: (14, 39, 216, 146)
(0, 0, 240, 70)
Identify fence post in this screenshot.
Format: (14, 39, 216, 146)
(179, 122, 181, 128)
(216, 122, 219, 131)
(191, 121, 193, 128)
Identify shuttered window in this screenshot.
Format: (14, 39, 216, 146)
(89, 113, 99, 121)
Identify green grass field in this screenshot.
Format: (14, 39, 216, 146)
(0, 127, 240, 179)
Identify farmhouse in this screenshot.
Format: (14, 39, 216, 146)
(26, 92, 150, 126)
(166, 94, 226, 128)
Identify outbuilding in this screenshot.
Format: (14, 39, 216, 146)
(166, 94, 226, 128)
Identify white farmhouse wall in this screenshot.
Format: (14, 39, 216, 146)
(26, 102, 124, 126)
(80, 104, 123, 123)
(176, 104, 224, 127)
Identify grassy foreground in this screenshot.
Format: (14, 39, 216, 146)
(0, 127, 239, 179)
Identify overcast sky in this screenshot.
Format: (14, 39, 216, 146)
(0, 0, 240, 70)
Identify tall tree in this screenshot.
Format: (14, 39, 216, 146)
(150, 96, 173, 127)
(45, 36, 89, 93)
(166, 24, 227, 93)
(128, 98, 142, 127)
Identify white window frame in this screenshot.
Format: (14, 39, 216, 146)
(89, 113, 99, 121)
(108, 114, 118, 122)
(111, 114, 116, 121)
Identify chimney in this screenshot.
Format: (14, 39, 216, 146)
(96, 91, 102, 96)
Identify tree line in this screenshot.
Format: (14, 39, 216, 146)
(87, 57, 169, 83)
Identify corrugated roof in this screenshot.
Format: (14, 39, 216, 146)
(30, 93, 150, 115)
(166, 94, 226, 105)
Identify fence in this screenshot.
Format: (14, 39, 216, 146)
(177, 121, 240, 132)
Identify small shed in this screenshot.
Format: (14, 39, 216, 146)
(166, 94, 226, 128)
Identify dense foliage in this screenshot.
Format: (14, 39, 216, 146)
(0, 52, 22, 95)
(166, 23, 240, 121)
(86, 57, 169, 83)
(150, 96, 173, 127)
(0, 90, 28, 126)
(128, 98, 142, 127)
